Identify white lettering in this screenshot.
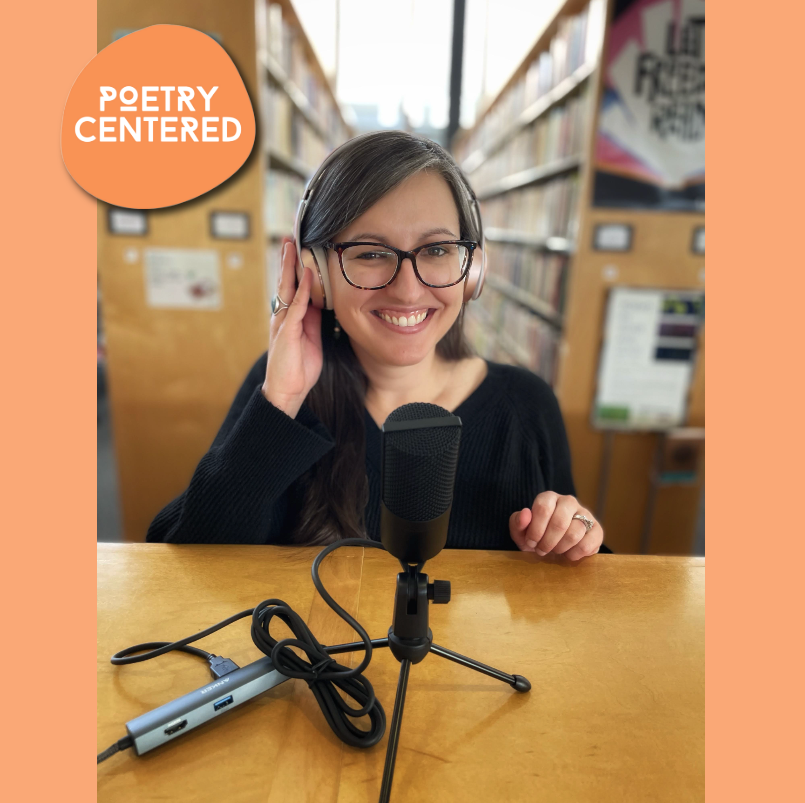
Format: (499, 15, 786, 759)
(120, 117, 141, 142)
(75, 117, 95, 142)
(99, 117, 117, 142)
(177, 87, 195, 112)
(160, 86, 176, 112)
(222, 117, 241, 142)
(197, 86, 218, 112)
(99, 87, 116, 111)
(202, 117, 219, 142)
(181, 117, 199, 142)
(143, 117, 158, 142)
(141, 87, 159, 112)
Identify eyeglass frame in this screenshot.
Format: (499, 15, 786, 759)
(324, 239, 479, 290)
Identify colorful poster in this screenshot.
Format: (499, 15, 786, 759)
(593, 0, 704, 210)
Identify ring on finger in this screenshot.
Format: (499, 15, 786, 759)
(572, 513, 596, 533)
(271, 292, 290, 316)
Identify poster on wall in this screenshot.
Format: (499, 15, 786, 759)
(593, 0, 704, 210)
(593, 287, 704, 430)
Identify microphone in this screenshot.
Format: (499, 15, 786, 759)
(380, 403, 462, 565)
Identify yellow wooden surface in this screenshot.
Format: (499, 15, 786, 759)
(98, 545, 704, 802)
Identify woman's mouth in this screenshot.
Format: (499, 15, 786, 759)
(370, 308, 434, 332)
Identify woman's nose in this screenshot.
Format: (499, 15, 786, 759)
(389, 257, 423, 298)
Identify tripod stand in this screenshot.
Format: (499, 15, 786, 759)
(325, 562, 531, 803)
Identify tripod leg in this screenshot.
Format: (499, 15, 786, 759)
(378, 658, 411, 803)
(430, 643, 531, 692)
(325, 637, 389, 655)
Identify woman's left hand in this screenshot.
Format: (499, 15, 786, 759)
(509, 492, 603, 561)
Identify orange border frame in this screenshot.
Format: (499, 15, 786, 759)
(3, 0, 96, 798)
(4, 0, 799, 800)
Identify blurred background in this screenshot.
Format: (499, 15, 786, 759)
(97, 0, 705, 554)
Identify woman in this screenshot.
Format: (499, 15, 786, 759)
(147, 131, 607, 559)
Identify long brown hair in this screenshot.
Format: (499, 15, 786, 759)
(290, 132, 479, 545)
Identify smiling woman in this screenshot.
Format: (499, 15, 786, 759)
(147, 131, 609, 559)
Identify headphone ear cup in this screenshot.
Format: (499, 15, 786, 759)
(310, 246, 333, 310)
(463, 247, 486, 302)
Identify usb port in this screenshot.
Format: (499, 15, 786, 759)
(213, 695, 234, 712)
(164, 719, 188, 736)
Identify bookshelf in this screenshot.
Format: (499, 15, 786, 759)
(454, 0, 705, 555)
(97, 0, 349, 540)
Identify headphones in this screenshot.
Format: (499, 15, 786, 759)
(292, 132, 487, 310)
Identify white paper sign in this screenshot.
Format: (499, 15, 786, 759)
(144, 248, 221, 310)
(594, 287, 703, 430)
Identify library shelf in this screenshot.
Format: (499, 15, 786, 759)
(483, 274, 563, 329)
(266, 146, 312, 180)
(261, 51, 326, 139)
(476, 155, 582, 201)
(484, 228, 573, 253)
(462, 61, 596, 175)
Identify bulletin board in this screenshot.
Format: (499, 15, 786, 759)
(592, 286, 704, 430)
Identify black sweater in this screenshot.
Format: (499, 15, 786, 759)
(147, 356, 609, 551)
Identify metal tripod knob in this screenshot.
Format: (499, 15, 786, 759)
(427, 580, 451, 604)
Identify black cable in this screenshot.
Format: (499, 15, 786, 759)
(105, 538, 388, 755)
(97, 735, 133, 764)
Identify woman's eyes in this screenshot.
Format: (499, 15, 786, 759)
(357, 251, 394, 261)
(424, 246, 449, 257)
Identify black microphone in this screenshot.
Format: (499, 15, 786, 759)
(380, 403, 462, 565)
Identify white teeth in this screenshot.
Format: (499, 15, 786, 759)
(377, 311, 428, 327)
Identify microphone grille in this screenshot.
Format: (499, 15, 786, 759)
(382, 403, 461, 521)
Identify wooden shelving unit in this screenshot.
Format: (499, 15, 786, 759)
(454, 0, 705, 555)
(96, 0, 350, 540)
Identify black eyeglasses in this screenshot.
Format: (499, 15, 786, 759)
(326, 240, 478, 290)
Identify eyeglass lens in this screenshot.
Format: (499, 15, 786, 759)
(340, 243, 470, 288)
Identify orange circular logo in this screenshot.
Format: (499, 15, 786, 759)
(61, 25, 256, 209)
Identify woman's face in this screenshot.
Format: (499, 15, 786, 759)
(326, 170, 466, 368)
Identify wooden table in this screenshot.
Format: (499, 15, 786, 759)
(98, 545, 704, 802)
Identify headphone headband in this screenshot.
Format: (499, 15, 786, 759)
(293, 133, 486, 309)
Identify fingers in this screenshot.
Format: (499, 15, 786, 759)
(551, 514, 591, 556)
(563, 526, 603, 562)
(523, 492, 558, 552)
(508, 508, 533, 551)
(277, 240, 298, 303)
(285, 264, 312, 324)
(528, 494, 576, 556)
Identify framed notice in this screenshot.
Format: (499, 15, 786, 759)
(210, 211, 250, 240)
(593, 287, 704, 430)
(144, 248, 222, 310)
(108, 207, 147, 236)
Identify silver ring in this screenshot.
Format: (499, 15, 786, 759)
(271, 293, 290, 316)
(572, 514, 596, 533)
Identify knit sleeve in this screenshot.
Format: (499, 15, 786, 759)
(506, 367, 576, 497)
(146, 353, 334, 544)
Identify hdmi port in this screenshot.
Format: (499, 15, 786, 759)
(164, 719, 188, 736)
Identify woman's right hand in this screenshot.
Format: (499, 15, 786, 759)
(263, 241, 323, 418)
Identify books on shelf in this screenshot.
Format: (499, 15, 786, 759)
(457, 0, 604, 165)
(466, 289, 560, 383)
(471, 88, 587, 191)
(265, 170, 305, 238)
(260, 1, 348, 148)
(485, 243, 567, 316)
(481, 173, 580, 240)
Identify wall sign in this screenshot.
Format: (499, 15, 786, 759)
(108, 207, 147, 235)
(210, 211, 250, 240)
(593, 223, 633, 252)
(593, 287, 704, 430)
